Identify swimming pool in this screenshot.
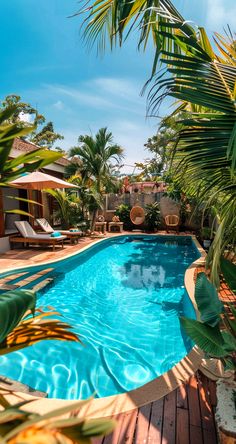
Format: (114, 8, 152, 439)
(0, 235, 200, 400)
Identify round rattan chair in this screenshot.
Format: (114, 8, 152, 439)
(165, 214, 180, 233)
(130, 206, 145, 226)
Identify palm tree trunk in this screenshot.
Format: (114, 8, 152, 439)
(91, 208, 98, 232)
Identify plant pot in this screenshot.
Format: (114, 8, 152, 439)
(215, 377, 236, 444)
(219, 428, 236, 444)
(203, 239, 211, 249)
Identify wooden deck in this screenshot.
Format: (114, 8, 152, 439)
(93, 372, 218, 444)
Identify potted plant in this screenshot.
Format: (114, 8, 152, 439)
(144, 202, 161, 232)
(201, 226, 212, 249)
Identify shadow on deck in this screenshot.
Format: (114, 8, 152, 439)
(92, 372, 218, 444)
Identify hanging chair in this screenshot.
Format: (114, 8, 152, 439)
(130, 206, 145, 225)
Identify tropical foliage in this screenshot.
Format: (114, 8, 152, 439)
(79, 2, 236, 286)
(137, 112, 190, 179)
(115, 203, 133, 230)
(180, 258, 236, 370)
(0, 106, 63, 221)
(46, 189, 82, 229)
(0, 94, 44, 126)
(0, 394, 115, 444)
(0, 107, 62, 184)
(0, 289, 80, 355)
(68, 128, 123, 229)
(31, 121, 64, 150)
(145, 202, 160, 231)
(0, 95, 64, 151)
(76, 0, 192, 73)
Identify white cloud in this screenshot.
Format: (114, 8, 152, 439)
(206, 0, 236, 29)
(44, 78, 145, 116)
(93, 77, 142, 103)
(53, 100, 65, 110)
(18, 112, 33, 123)
(47, 84, 114, 110)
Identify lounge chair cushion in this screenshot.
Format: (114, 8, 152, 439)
(15, 221, 36, 237)
(36, 218, 54, 233)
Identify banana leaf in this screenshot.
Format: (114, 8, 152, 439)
(0, 290, 36, 344)
(194, 272, 224, 326)
(220, 257, 236, 294)
(180, 317, 229, 357)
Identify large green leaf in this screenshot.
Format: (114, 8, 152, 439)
(220, 257, 236, 294)
(221, 330, 236, 353)
(0, 290, 36, 344)
(194, 272, 224, 326)
(0, 107, 63, 184)
(180, 317, 228, 357)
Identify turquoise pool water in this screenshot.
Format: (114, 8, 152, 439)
(0, 235, 199, 399)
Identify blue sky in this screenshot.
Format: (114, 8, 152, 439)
(1, 0, 236, 172)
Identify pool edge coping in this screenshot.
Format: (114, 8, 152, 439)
(1, 233, 206, 418)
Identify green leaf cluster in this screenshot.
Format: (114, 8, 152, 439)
(180, 259, 236, 369)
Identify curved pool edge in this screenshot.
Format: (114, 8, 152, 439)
(1, 234, 207, 418)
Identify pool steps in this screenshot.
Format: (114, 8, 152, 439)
(33, 277, 54, 292)
(0, 268, 55, 292)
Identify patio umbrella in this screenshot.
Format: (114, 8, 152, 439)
(10, 171, 78, 190)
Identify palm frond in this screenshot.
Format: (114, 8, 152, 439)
(77, 0, 195, 76)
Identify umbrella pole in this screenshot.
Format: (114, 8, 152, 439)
(28, 189, 34, 225)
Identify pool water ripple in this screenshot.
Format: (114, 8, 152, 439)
(0, 236, 199, 399)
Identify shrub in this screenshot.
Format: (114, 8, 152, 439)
(115, 204, 133, 230)
(145, 202, 161, 232)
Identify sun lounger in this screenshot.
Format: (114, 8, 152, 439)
(36, 218, 82, 243)
(12, 221, 67, 251)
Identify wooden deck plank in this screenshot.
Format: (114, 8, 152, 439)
(188, 375, 204, 444)
(161, 390, 176, 444)
(92, 438, 103, 444)
(198, 374, 216, 444)
(176, 383, 188, 409)
(103, 414, 125, 444)
(134, 403, 152, 444)
(176, 408, 189, 444)
(119, 409, 138, 444)
(148, 398, 164, 444)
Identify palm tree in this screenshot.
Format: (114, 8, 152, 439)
(68, 128, 123, 229)
(78, 3, 236, 284)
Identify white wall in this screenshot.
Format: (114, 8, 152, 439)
(0, 236, 10, 253)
